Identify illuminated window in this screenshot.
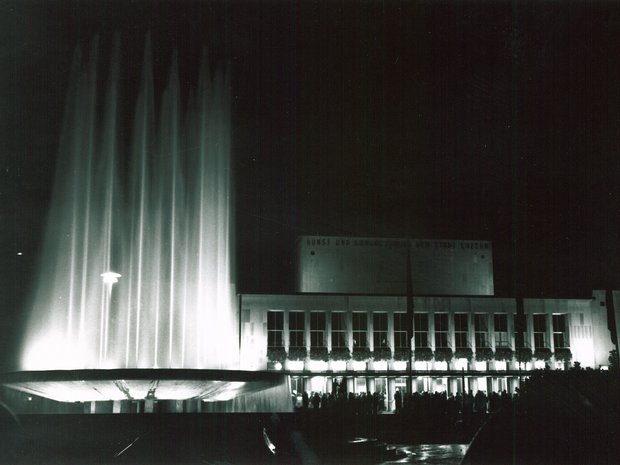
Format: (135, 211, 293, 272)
(353, 312, 368, 348)
(454, 314, 469, 349)
(331, 312, 347, 348)
(414, 313, 428, 348)
(267, 311, 283, 348)
(474, 314, 489, 348)
(373, 313, 388, 348)
(289, 311, 305, 348)
(394, 313, 409, 348)
(553, 314, 568, 348)
(533, 314, 547, 348)
(434, 314, 449, 348)
(310, 312, 326, 348)
(494, 314, 509, 348)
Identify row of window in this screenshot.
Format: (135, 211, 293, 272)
(267, 312, 568, 350)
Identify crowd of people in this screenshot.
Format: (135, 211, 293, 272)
(293, 380, 515, 422)
(293, 380, 387, 415)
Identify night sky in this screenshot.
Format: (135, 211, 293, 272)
(1, 1, 619, 370)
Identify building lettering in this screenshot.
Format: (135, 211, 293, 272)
(305, 237, 490, 251)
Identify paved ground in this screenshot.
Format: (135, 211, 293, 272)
(0, 412, 468, 464)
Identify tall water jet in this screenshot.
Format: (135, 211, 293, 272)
(20, 36, 238, 371)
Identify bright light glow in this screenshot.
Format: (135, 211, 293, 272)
(273, 362, 283, 371)
(434, 383, 446, 393)
(434, 361, 448, 370)
(330, 361, 346, 371)
(494, 361, 507, 370)
(202, 381, 246, 402)
(310, 376, 325, 392)
(308, 360, 328, 372)
(17, 252, 23, 256)
(413, 361, 429, 370)
(286, 360, 304, 371)
(534, 360, 545, 369)
(22, 334, 87, 370)
(101, 271, 121, 285)
(352, 361, 367, 371)
(20, 38, 237, 371)
(454, 358, 468, 370)
(373, 361, 388, 371)
(475, 361, 487, 371)
(263, 428, 276, 455)
(393, 361, 407, 371)
(600, 365, 609, 371)
(570, 340, 595, 368)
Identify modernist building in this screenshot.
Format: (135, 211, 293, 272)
(239, 236, 617, 411)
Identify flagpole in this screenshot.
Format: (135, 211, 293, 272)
(407, 241, 414, 396)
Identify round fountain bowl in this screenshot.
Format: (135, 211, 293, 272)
(0, 369, 291, 411)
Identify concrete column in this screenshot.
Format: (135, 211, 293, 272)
(367, 377, 375, 394)
(183, 399, 198, 412)
(526, 313, 534, 350)
(547, 313, 554, 351)
(346, 377, 354, 394)
(449, 378, 459, 395)
(326, 311, 332, 352)
(326, 377, 333, 394)
(144, 399, 155, 413)
(112, 400, 122, 413)
(416, 377, 424, 393)
(284, 310, 289, 350)
(305, 311, 310, 349)
(429, 312, 436, 351)
(388, 378, 396, 411)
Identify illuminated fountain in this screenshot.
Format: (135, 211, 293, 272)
(4, 36, 289, 411)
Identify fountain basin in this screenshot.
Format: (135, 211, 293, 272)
(1, 369, 290, 409)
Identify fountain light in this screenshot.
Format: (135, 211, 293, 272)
(101, 271, 122, 285)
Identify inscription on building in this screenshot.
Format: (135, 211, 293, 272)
(305, 237, 489, 250)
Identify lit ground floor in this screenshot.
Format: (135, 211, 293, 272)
(287, 370, 524, 412)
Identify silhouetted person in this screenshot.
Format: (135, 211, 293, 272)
(312, 392, 321, 409)
(394, 389, 402, 413)
(474, 390, 487, 414)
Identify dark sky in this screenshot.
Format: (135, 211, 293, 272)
(1, 1, 620, 369)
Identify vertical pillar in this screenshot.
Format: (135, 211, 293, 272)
(388, 378, 395, 411)
(367, 377, 375, 394)
(526, 313, 534, 350)
(347, 377, 354, 394)
(416, 377, 424, 393)
(183, 399, 200, 413)
(112, 400, 122, 414)
(326, 377, 333, 394)
(144, 399, 155, 413)
(449, 378, 458, 395)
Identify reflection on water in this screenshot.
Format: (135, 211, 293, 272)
(344, 437, 467, 465)
(377, 444, 467, 465)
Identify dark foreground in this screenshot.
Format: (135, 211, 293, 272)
(0, 411, 469, 465)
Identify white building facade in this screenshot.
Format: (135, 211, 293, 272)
(238, 236, 616, 411)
